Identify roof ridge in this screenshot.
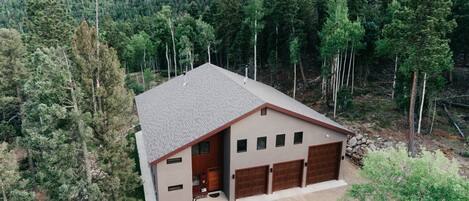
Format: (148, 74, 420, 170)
(211, 65, 268, 104)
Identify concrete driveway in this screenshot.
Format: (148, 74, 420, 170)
(274, 159, 365, 201)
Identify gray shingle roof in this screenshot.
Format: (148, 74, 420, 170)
(135, 63, 351, 163)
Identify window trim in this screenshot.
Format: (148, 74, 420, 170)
(237, 139, 247, 153)
(168, 184, 183, 191)
(166, 157, 182, 164)
(294, 132, 303, 145)
(257, 136, 267, 150)
(276, 134, 286, 147)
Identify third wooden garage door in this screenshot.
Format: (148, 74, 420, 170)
(306, 142, 342, 185)
(272, 160, 304, 192)
(235, 166, 268, 199)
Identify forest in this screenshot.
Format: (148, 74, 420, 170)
(0, 0, 468, 200)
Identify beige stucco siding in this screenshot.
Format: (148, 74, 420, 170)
(228, 108, 347, 201)
(155, 148, 193, 201)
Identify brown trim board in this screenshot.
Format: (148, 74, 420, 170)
(149, 103, 353, 165)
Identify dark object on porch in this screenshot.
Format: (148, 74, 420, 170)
(209, 193, 220, 198)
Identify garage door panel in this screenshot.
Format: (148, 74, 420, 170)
(272, 160, 303, 192)
(235, 166, 268, 199)
(307, 142, 342, 185)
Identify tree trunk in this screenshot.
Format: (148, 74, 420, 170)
(299, 57, 306, 82)
(429, 98, 437, 135)
(392, 55, 398, 99)
(190, 50, 193, 70)
(95, 0, 102, 113)
(333, 53, 339, 118)
(254, 19, 258, 81)
(408, 71, 418, 157)
(351, 51, 356, 95)
(293, 63, 296, 99)
(341, 48, 347, 87)
(169, 19, 177, 76)
(346, 45, 353, 87)
(62, 50, 93, 197)
(207, 45, 211, 63)
(141, 64, 145, 90)
(166, 43, 170, 79)
(417, 73, 427, 134)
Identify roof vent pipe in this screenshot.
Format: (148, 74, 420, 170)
(244, 67, 248, 84)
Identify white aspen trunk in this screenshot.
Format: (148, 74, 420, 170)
(321, 60, 327, 99)
(207, 45, 211, 63)
(333, 53, 339, 118)
(62, 50, 93, 197)
(141, 64, 145, 90)
(169, 19, 177, 76)
(254, 18, 258, 81)
(417, 73, 427, 134)
(190, 49, 193, 70)
(95, 0, 101, 113)
(165, 43, 171, 79)
(346, 45, 353, 87)
(293, 63, 297, 99)
(351, 51, 356, 94)
(391, 55, 398, 99)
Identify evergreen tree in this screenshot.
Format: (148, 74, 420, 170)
(0, 142, 34, 201)
(25, 0, 74, 50)
(71, 21, 140, 200)
(0, 28, 27, 142)
(22, 47, 99, 200)
(386, 0, 455, 156)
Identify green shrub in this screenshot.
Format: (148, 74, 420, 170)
(345, 146, 469, 201)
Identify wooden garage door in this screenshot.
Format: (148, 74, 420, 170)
(306, 142, 342, 185)
(235, 166, 268, 199)
(272, 160, 304, 192)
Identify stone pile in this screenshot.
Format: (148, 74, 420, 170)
(345, 133, 397, 166)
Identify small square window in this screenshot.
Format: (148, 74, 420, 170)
(166, 157, 182, 164)
(168, 184, 183, 191)
(276, 134, 285, 147)
(200, 141, 210, 154)
(261, 108, 267, 116)
(257, 137, 267, 150)
(237, 139, 247, 153)
(294, 132, 303, 144)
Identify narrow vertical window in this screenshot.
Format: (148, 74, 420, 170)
(261, 108, 267, 116)
(276, 134, 285, 147)
(294, 132, 303, 144)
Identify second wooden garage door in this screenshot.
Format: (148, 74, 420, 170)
(272, 160, 304, 192)
(306, 142, 342, 185)
(235, 166, 268, 199)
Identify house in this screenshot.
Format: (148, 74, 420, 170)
(135, 63, 353, 201)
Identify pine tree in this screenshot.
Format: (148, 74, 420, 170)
(71, 21, 140, 200)
(22, 47, 99, 200)
(387, 0, 455, 156)
(25, 0, 73, 50)
(0, 28, 27, 142)
(0, 142, 34, 201)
